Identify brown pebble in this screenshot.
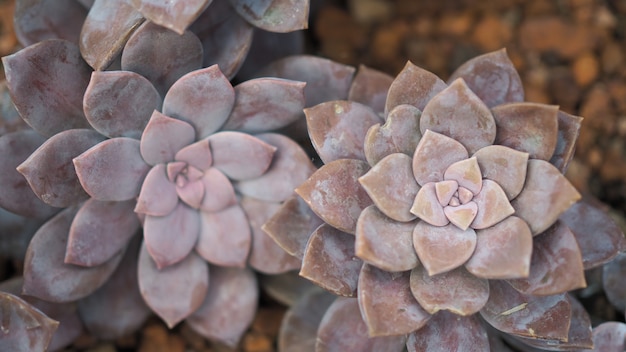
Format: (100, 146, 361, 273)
(579, 84, 613, 132)
(438, 12, 474, 37)
(564, 158, 590, 193)
(519, 17, 596, 59)
(370, 21, 409, 64)
(72, 332, 99, 350)
(601, 41, 624, 74)
(85, 343, 117, 352)
(180, 323, 208, 351)
(242, 331, 273, 352)
(138, 323, 185, 352)
(572, 52, 599, 87)
(348, 0, 394, 25)
(115, 334, 138, 349)
(471, 14, 513, 51)
(251, 308, 285, 337)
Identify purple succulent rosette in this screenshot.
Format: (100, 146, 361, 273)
(265, 49, 626, 350)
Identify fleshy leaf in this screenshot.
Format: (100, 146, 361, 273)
(176, 177, 204, 209)
(229, 0, 310, 33)
(66, 199, 139, 267)
(359, 153, 420, 222)
(603, 252, 626, 313)
(259, 271, 318, 306)
(83, 71, 160, 139)
(79, 0, 145, 70)
(296, 159, 372, 234)
(491, 103, 559, 161)
(385, 61, 447, 114)
(3, 40, 92, 137)
(74, 137, 151, 201)
(162, 65, 234, 139)
(140, 111, 196, 165)
(14, 0, 87, 46)
(199, 168, 237, 212)
(359, 264, 430, 336)
(316, 297, 407, 351)
(473, 145, 528, 200)
(411, 183, 449, 227)
(470, 179, 515, 230)
(588, 322, 626, 352)
(465, 216, 533, 279)
(208, 131, 276, 180)
(443, 157, 482, 195)
(444, 202, 478, 230)
(305, 101, 383, 164)
(550, 111, 583, 172)
(138, 243, 208, 328)
(406, 311, 489, 352)
(186, 266, 258, 348)
(0, 292, 59, 352)
(129, 0, 211, 34)
(175, 140, 212, 171)
(413, 222, 476, 276)
(420, 79, 496, 155)
(23, 206, 124, 303)
(18, 129, 106, 207)
(300, 224, 362, 297)
(412, 130, 469, 186)
(355, 206, 419, 272)
(196, 205, 251, 267)
(348, 65, 394, 115)
(511, 159, 581, 235)
(221, 78, 306, 133)
(144, 203, 200, 269)
(135, 164, 179, 216)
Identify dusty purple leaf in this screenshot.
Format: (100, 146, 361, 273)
(470, 180, 515, 230)
(74, 137, 151, 201)
(411, 182, 448, 227)
(296, 158, 372, 234)
(66, 198, 139, 267)
(208, 131, 276, 180)
(603, 252, 626, 314)
(14, 0, 87, 46)
(196, 205, 251, 267)
(23, 206, 124, 303)
(385, 61, 447, 114)
(18, 129, 106, 207)
(199, 168, 237, 212)
(300, 224, 362, 297)
(406, 311, 489, 352)
(443, 157, 482, 194)
(175, 140, 212, 171)
(2, 40, 92, 137)
(413, 222, 476, 275)
(138, 242, 208, 328)
(0, 292, 58, 352)
(0, 81, 26, 134)
(316, 297, 407, 351)
(135, 164, 179, 216)
(79, 0, 145, 70)
(348, 65, 393, 115)
(121, 22, 203, 96)
(229, 0, 309, 33)
(186, 266, 257, 348)
(550, 111, 583, 172)
(162, 65, 234, 139)
(83, 71, 160, 139)
(473, 145, 528, 200)
(129, 0, 211, 34)
(176, 177, 204, 209)
(355, 205, 419, 272)
(412, 130, 469, 186)
(140, 111, 196, 165)
(588, 322, 626, 352)
(359, 265, 430, 336)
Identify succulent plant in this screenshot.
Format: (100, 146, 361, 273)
(265, 49, 626, 350)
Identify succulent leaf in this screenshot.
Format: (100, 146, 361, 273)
(14, 0, 87, 46)
(208, 131, 276, 180)
(588, 322, 626, 352)
(135, 164, 179, 216)
(0, 292, 59, 352)
(550, 111, 583, 172)
(140, 111, 196, 165)
(473, 145, 528, 200)
(129, 0, 211, 34)
(411, 183, 449, 227)
(229, 0, 310, 33)
(364, 104, 422, 166)
(603, 252, 626, 313)
(199, 168, 237, 212)
(443, 157, 482, 195)
(196, 205, 251, 267)
(413, 222, 477, 276)
(406, 311, 489, 352)
(348, 65, 394, 115)
(412, 130, 469, 186)
(385, 61, 447, 114)
(174, 140, 212, 171)
(470, 179, 515, 229)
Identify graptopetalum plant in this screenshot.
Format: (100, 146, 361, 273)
(264, 50, 626, 351)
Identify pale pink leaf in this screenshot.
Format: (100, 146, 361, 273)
(228, 0, 309, 33)
(412, 130, 469, 186)
(129, 0, 211, 34)
(196, 205, 251, 267)
(140, 111, 196, 165)
(135, 164, 179, 216)
(208, 131, 276, 180)
(473, 145, 528, 200)
(385, 61, 447, 114)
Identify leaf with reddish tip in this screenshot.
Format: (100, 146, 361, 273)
(18, 129, 106, 207)
(413, 222, 476, 276)
(300, 224, 362, 297)
(135, 164, 179, 216)
(588, 322, 626, 352)
(305, 101, 382, 164)
(121, 22, 203, 96)
(316, 297, 407, 351)
(474, 145, 528, 200)
(465, 216, 532, 279)
(14, 0, 87, 46)
(229, 0, 309, 33)
(79, 0, 145, 70)
(511, 159, 581, 235)
(0, 131, 57, 219)
(208, 131, 276, 180)
(199, 168, 237, 212)
(129, 0, 211, 34)
(443, 157, 482, 194)
(3, 40, 92, 137)
(0, 292, 58, 352)
(448, 49, 524, 107)
(385, 61, 447, 114)
(604, 252, 626, 313)
(550, 111, 583, 172)
(138, 243, 208, 328)
(175, 140, 212, 171)
(420, 79, 496, 155)
(186, 266, 258, 348)
(84, 71, 160, 139)
(359, 265, 430, 336)
(144, 203, 200, 269)
(348, 65, 394, 115)
(411, 183, 448, 227)
(492, 103, 559, 161)
(196, 205, 251, 267)
(470, 180, 515, 230)
(480, 280, 571, 341)
(163, 65, 235, 139)
(296, 159, 372, 234)
(412, 130, 469, 186)
(67, 199, 139, 267)
(406, 311, 489, 352)
(74, 137, 151, 201)
(355, 206, 419, 272)
(140, 111, 196, 165)
(359, 153, 420, 222)
(23, 206, 124, 303)
(364, 104, 422, 167)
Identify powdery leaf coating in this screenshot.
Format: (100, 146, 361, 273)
(511, 159, 581, 235)
(550, 111, 583, 172)
(480, 280, 571, 341)
(229, 0, 310, 33)
(83, 71, 160, 139)
(470, 179, 515, 230)
(465, 216, 533, 279)
(420, 79, 496, 155)
(603, 252, 626, 313)
(14, 0, 87, 46)
(316, 297, 407, 351)
(23, 206, 124, 303)
(348, 65, 394, 115)
(208, 131, 276, 180)
(300, 224, 362, 297)
(411, 183, 449, 227)
(0, 292, 59, 352)
(129, 0, 211, 34)
(305, 101, 382, 164)
(135, 164, 179, 216)
(175, 140, 212, 171)
(140, 111, 196, 165)
(74, 137, 151, 201)
(412, 130, 469, 186)
(2, 40, 92, 137)
(163, 65, 235, 139)
(413, 222, 476, 276)
(137, 243, 208, 328)
(444, 202, 478, 230)
(385, 61, 447, 114)
(359, 265, 430, 336)
(359, 153, 420, 222)
(79, 0, 144, 70)
(199, 168, 237, 212)
(196, 205, 251, 267)
(66, 199, 140, 267)
(508, 221, 586, 296)
(409, 266, 489, 316)
(491, 103, 559, 161)
(296, 159, 372, 234)
(588, 322, 626, 352)
(406, 311, 489, 352)
(364, 104, 422, 166)
(18, 129, 106, 208)
(443, 157, 482, 195)
(355, 206, 419, 272)
(473, 145, 528, 200)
